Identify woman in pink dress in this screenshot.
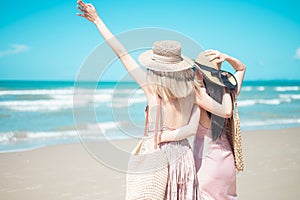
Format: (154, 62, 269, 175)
(193, 51, 246, 199)
(160, 51, 246, 199)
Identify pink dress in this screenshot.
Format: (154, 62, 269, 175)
(193, 124, 237, 200)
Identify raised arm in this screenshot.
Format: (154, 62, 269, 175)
(158, 105, 200, 143)
(77, 0, 151, 94)
(224, 55, 246, 96)
(206, 50, 246, 96)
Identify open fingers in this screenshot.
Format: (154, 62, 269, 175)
(209, 55, 219, 62)
(77, 5, 85, 13)
(215, 58, 224, 64)
(77, 0, 89, 11)
(76, 13, 84, 17)
(204, 49, 215, 55)
(205, 49, 219, 56)
(86, 3, 94, 8)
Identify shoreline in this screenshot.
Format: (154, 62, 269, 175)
(1, 127, 300, 199)
(1, 126, 300, 154)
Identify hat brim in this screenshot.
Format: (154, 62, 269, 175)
(195, 52, 225, 87)
(138, 50, 194, 72)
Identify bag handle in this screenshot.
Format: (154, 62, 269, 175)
(143, 97, 161, 149)
(144, 106, 149, 137)
(229, 91, 244, 171)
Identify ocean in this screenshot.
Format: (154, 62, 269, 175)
(0, 80, 300, 153)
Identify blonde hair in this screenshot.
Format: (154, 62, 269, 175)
(147, 68, 195, 99)
(193, 68, 205, 100)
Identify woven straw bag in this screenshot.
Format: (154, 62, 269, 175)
(226, 98, 244, 172)
(126, 99, 168, 200)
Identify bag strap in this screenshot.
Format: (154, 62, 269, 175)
(144, 106, 149, 137)
(143, 97, 161, 149)
(154, 98, 161, 149)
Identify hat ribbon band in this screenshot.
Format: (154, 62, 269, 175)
(195, 62, 238, 89)
(152, 54, 182, 64)
(195, 62, 219, 76)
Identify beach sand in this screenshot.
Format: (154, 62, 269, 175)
(1, 127, 299, 200)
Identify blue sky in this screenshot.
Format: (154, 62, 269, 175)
(0, 0, 300, 81)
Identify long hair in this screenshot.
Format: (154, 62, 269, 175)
(202, 77, 236, 141)
(147, 68, 195, 99)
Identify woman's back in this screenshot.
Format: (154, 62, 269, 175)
(148, 91, 196, 131)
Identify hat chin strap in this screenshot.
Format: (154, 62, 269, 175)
(152, 54, 183, 64)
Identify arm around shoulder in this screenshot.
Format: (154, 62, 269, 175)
(158, 105, 200, 143)
(196, 87, 232, 118)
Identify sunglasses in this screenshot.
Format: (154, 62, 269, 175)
(194, 61, 238, 90)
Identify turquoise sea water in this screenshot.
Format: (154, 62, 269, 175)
(0, 80, 300, 152)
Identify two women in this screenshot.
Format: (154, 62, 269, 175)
(158, 50, 246, 199)
(77, 0, 246, 199)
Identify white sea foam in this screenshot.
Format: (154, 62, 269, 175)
(241, 86, 265, 92)
(257, 99, 281, 105)
(0, 88, 135, 111)
(242, 86, 252, 91)
(238, 98, 287, 107)
(135, 89, 144, 94)
(27, 131, 79, 139)
(0, 130, 78, 143)
(128, 96, 147, 104)
(0, 92, 144, 111)
(0, 88, 75, 96)
(279, 94, 300, 100)
(275, 86, 299, 92)
(0, 145, 46, 153)
(110, 95, 147, 108)
(94, 94, 112, 103)
(0, 99, 74, 111)
(257, 86, 265, 91)
(75, 88, 145, 104)
(237, 100, 256, 107)
(0, 121, 124, 144)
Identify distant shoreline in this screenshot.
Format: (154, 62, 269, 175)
(1, 126, 299, 154)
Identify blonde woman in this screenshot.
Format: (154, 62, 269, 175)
(77, 1, 235, 199)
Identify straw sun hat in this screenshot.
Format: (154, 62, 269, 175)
(138, 40, 194, 72)
(195, 52, 238, 90)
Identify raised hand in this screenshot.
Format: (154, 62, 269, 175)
(205, 49, 228, 65)
(76, 0, 99, 23)
(205, 49, 246, 95)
